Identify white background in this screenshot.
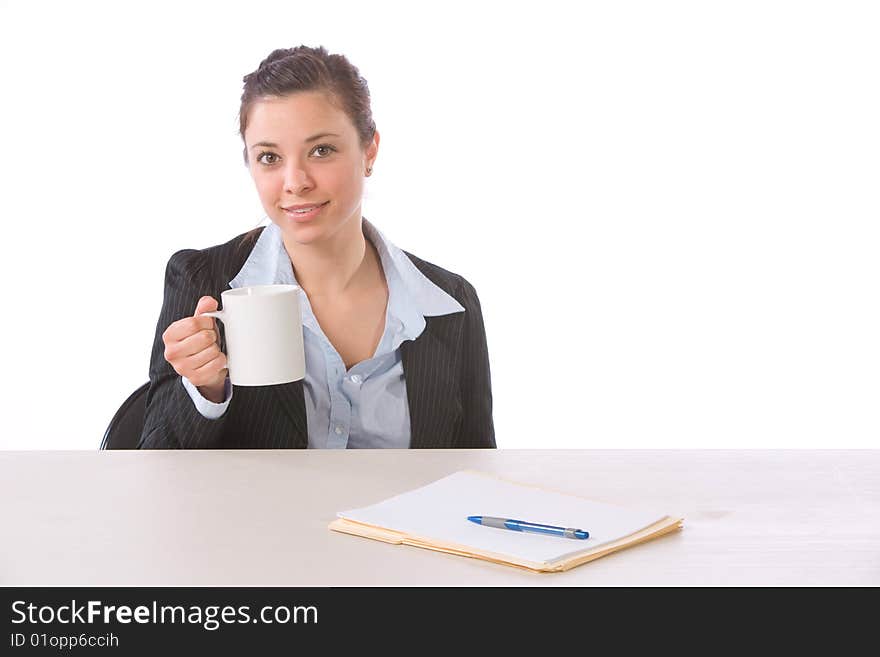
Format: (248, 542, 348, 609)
(0, 0, 877, 449)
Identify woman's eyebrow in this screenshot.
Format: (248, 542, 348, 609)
(250, 133, 341, 149)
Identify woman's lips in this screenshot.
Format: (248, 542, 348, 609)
(283, 201, 329, 222)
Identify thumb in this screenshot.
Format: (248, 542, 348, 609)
(194, 295, 219, 317)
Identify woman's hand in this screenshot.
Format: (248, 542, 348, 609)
(162, 296, 228, 402)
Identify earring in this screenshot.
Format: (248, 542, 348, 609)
(365, 166, 373, 176)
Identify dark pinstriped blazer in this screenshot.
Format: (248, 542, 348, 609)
(138, 226, 495, 449)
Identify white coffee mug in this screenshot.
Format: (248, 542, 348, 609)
(202, 284, 305, 386)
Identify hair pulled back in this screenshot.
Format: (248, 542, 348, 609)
(238, 45, 376, 165)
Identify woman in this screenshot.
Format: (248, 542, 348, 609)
(139, 46, 494, 449)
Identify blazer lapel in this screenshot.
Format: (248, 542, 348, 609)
(402, 314, 464, 449)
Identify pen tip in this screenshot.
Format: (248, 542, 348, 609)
(467, 516, 481, 523)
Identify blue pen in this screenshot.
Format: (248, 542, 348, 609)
(467, 516, 589, 540)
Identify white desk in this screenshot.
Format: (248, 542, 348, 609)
(2, 449, 877, 586)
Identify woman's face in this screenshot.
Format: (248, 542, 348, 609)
(244, 91, 378, 246)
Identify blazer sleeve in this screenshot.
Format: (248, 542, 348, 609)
(456, 278, 496, 448)
(138, 249, 231, 449)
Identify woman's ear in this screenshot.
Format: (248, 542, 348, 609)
(366, 130, 380, 169)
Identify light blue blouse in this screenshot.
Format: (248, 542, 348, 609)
(181, 219, 464, 448)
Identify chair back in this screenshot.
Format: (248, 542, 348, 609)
(101, 382, 150, 449)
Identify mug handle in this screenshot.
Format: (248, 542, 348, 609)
(201, 310, 227, 348)
(200, 310, 228, 356)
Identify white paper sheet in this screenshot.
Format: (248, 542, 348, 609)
(338, 471, 668, 565)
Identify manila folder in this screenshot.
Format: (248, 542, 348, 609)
(329, 470, 683, 573)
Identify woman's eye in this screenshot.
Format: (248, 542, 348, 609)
(313, 144, 336, 157)
(257, 152, 278, 165)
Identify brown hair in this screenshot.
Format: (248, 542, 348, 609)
(236, 45, 377, 252)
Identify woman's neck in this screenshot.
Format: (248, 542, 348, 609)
(281, 217, 380, 300)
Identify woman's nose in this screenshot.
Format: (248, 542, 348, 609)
(283, 163, 314, 194)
